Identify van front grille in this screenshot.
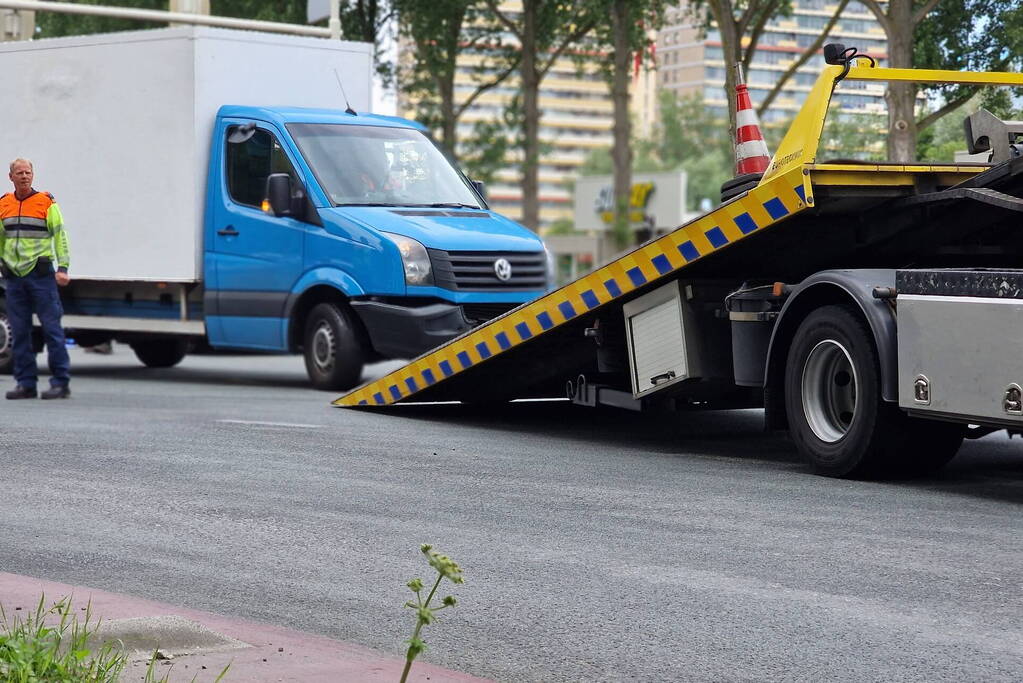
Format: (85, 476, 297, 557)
(429, 249, 547, 292)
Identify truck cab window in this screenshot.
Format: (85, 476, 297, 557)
(226, 126, 299, 208)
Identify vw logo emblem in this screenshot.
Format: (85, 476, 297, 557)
(494, 258, 513, 282)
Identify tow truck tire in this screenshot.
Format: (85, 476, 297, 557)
(784, 305, 964, 478)
(303, 302, 365, 391)
(784, 305, 899, 478)
(0, 305, 12, 375)
(131, 338, 188, 368)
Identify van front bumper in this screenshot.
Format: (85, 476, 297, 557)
(350, 299, 470, 359)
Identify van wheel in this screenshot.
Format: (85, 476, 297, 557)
(0, 307, 12, 374)
(303, 303, 365, 391)
(131, 339, 188, 368)
(783, 305, 963, 478)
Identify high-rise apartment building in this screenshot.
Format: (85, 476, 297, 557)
(657, 1, 889, 125)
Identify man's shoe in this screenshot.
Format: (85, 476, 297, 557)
(6, 385, 38, 400)
(40, 385, 70, 400)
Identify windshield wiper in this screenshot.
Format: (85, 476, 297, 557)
(337, 202, 398, 207)
(421, 202, 481, 209)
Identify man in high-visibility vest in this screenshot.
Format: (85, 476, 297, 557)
(0, 158, 71, 399)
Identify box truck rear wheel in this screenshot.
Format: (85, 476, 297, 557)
(784, 305, 962, 478)
(0, 306, 12, 374)
(131, 339, 188, 368)
(303, 302, 364, 391)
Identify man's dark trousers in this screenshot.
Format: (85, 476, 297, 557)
(5, 263, 70, 390)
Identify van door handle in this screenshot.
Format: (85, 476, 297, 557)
(217, 225, 239, 236)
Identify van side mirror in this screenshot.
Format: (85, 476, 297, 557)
(266, 173, 295, 217)
(470, 180, 487, 202)
(266, 173, 321, 225)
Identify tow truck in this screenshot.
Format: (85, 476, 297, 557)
(335, 48, 1023, 478)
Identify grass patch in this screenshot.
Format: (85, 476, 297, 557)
(0, 593, 230, 682)
(0, 594, 126, 681)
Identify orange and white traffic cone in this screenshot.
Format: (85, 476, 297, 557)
(733, 64, 771, 175)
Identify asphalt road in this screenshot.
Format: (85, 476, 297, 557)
(1, 347, 1021, 682)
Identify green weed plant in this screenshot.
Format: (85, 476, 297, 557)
(400, 544, 464, 683)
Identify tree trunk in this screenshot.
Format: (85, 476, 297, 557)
(437, 13, 463, 156)
(884, 0, 917, 161)
(519, 0, 540, 232)
(610, 0, 633, 249)
(440, 85, 457, 156)
(712, 3, 741, 142)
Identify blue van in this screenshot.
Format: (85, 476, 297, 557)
(2, 107, 550, 390)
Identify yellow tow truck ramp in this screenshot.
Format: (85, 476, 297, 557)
(336, 63, 1023, 412)
(335, 163, 809, 407)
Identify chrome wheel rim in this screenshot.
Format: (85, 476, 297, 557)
(801, 339, 858, 443)
(311, 322, 336, 373)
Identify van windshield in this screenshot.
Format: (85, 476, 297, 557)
(287, 123, 481, 208)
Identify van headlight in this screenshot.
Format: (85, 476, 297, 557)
(384, 233, 433, 286)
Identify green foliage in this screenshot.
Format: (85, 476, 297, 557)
(215, 0, 308, 24)
(36, 0, 164, 38)
(0, 594, 127, 682)
(578, 92, 735, 213)
(637, 92, 733, 211)
(0, 594, 230, 683)
(819, 107, 886, 162)
(396, 0, 516, 155)
(586, 0, 667, 80)
(546, 218, 575, 235)
(36, 0, 321, 38)
(914, 0, 1023, 134)
(918, 91, 1022, 162)
(642, 91, 733, 168)
(399, 544, 463, 683)
(687, 0, 795, 33)
(578, 148, 612, 177)
(459, 119, 514, 184)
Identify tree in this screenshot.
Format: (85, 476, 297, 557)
(913, 0, 1023, 137)
(857, 0, 1023, 161)
(395, 0, 517, 157)
(483, 0, 599, 231)
(636, 92, 733, 211)
(590, 0, 665, 248)
(688, 0, 847, 134)
(756, 0, 848, 117)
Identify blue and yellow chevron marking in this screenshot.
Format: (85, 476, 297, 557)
(335, 166, 808, 407)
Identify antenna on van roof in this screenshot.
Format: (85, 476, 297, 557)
(333, 69, 358, 116)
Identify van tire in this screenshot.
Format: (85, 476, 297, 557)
(784, 305, 962, 478)
(131, 338, 188, 368)
(0, 305, 12, 375)
(303, 302, 365, 391)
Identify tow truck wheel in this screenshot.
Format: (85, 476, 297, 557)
(303, 302, 365, 391)
(784, 305, 897, 478)
(784, 305, 964, 478)
(0, 306, 12, 374)
(131, 338, 188, 368)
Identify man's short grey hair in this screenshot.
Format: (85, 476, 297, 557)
(9, 158, 33, 172)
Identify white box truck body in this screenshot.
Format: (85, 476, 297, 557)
(0, 26, 372, 281)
